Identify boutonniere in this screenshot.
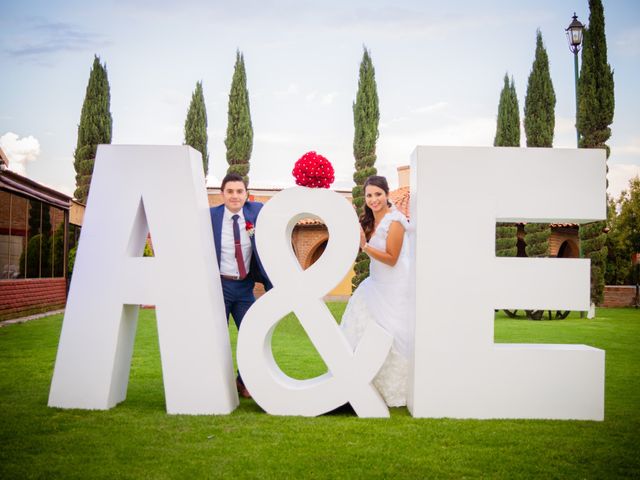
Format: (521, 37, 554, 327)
(245, 220, 255, 237)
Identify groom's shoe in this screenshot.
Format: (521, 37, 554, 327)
(236, 379, 252, 399)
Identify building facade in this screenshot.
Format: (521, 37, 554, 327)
(0, 147, 82, 320)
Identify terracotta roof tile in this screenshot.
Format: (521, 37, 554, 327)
(297, 217, 325, 226)
(389, 186, 410, 219)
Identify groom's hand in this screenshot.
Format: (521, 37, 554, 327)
(359, 227, 367, 249)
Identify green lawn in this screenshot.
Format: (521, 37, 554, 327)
(0, 306, 638, 479)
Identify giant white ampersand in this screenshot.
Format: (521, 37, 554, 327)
(236, 186, 394, 417)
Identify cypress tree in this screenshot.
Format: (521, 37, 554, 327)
(73, 55, 112, 203)
(352, 46, 380, 289)
(184, 81, 209, 175)
(494, 74, 520, 148)
(494, 73, 520, 258)
(225, 50, 253, 184)
(577, 0, 614, 308)
(524, 30, 556, 148)
(523, 30, 556, 259)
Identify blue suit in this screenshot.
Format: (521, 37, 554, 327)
(210, 201, 272, 333)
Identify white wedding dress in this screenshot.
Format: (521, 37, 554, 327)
(340, 207, 412, 407)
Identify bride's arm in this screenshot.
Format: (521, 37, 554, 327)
(362, 221, 405, 267)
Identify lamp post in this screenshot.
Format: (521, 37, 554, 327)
(566, 13, 585, 147)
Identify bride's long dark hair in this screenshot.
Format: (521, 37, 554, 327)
(360, 175, 392, 241)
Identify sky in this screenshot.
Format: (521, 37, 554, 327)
(1, 0, 639, 200)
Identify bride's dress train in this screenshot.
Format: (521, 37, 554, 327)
(340, 207, 412, 407)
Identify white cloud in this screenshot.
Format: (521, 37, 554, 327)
(380, 116, 496, 150)
(613, 137, 640, 156)
(274, 83, 301, 98)
(608, 164, 640, 200)
(321, 92, 338, 105)
(380, 116, 410, 129)
(0, 132, 41, 176)
(161, 88, 189, 107)
(412, 101, 448, 114)
(303, 90, 338, 105)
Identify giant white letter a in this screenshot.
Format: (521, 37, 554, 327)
(48, 146, 237, 414)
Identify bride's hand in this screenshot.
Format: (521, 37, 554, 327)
(359, 227, 367, 249)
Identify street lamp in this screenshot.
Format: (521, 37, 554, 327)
(566, 12, 585, 146)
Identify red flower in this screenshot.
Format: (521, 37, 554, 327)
(245, 221, 255, 237)
(292, 151, 335, 188)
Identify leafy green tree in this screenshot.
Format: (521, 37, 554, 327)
(578, 0, 615, 306)
(619, 177, 640, 255)
(352, 46, 380, 289)
(605, 196, 629, 285)
(68, 245, 78, 278)
(523, 30, 555, 259)
(74, 55, 112, 203)
(225, 51, 253, 184)
(606, 177, 640, 285)
(184, 81, 209, 175)
(19, 234, 49, 278)
(20, 201, 52, 278)
(52, 224, 67, 278)
(494, 73, 520, 258)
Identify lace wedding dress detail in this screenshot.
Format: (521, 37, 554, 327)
(340, 207, 412, 407)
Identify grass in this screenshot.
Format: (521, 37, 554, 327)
(0, 305, 638, 478)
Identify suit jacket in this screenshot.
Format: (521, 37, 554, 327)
(210, 201, 272, 290)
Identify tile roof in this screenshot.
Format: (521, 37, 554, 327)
(389, 186, 410, 219)
(297, 217, 325, 226)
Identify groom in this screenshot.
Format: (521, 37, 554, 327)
(210, 173, 272, 399)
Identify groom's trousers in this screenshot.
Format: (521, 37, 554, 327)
(221, 276, 256, 384)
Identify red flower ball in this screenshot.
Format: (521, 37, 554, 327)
(292, 151, 335, 188)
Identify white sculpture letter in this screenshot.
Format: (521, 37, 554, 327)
(237, 187, 393, 417)
(409, 146, 606, 420)
(48, 145, 238, 415)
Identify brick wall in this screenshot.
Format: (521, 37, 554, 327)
(0, 278, 66, 321)
(601, 286, 638, 308)
(292, 225, 328, 268)
(549, 226, 580, 257)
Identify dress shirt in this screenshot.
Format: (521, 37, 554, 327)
(220, 207, 253, 277)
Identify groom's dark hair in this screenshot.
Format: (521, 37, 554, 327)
(221, 173, 248, 191)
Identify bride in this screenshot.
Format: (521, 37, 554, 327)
(341, 175, 412, 407)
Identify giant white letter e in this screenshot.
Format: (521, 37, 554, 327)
(409, 146, 606, 420)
